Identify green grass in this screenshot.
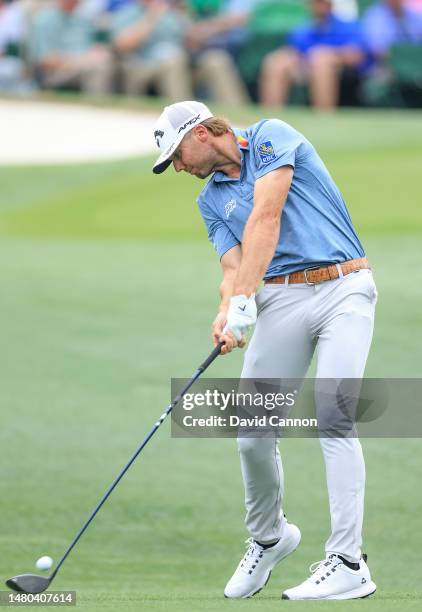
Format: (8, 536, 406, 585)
(0, 103, 421, 610)
(1, 104, 422, 239)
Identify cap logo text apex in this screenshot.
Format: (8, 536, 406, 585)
(178, 114, 201, 134)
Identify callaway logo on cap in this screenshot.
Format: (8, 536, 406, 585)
(152, 101, 213, 175)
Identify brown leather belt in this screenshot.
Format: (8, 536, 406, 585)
(265, 257, 370, 286)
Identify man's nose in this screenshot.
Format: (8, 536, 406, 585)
(173, 159, 185, 173)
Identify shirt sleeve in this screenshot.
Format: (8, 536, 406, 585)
(341, 20, 366, 50)
(2, 4, 25, 45)
(111, 6, 140, 36)
(361, 7, 393, 55)
(251, 119, 304, 180)
(287, 24, 312, 54)
(28, 12, 60, 62)
(197, 196, 240, 259)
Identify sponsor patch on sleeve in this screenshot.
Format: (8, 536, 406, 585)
(257, 140, 277, 164)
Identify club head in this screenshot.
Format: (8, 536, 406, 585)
(6, 574, 52, 594)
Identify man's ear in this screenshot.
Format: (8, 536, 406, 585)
(193, 124, 209, 143)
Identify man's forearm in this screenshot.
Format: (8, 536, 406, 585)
(114, 17, 158, 52)
(232, 167, 292, 296)
(219, 269, 238, 313)
(203, 12, 249, 37)
(39, 53, 69, 71)
(233, 214, 280, 296)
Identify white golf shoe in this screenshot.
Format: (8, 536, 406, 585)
(224, 522, 301, 598)
(282, 553, 377, 600)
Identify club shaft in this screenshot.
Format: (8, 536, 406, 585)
(50, 342, 223, 581)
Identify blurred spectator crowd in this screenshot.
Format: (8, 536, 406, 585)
(1, 0, 422, 108)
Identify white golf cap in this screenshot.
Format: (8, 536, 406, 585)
(152, 100, 214, 174)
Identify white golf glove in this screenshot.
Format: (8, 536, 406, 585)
(224, 294, 257, 342)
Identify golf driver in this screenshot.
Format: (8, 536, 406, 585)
(6, 341, 224, 594)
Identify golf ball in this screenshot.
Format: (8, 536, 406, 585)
(35, 556, 53, 571)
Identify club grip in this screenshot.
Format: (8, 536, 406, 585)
(198, 341, 224, 372)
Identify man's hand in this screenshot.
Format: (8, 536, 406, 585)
(185, 23, 212, 51)
(211, 311, 245, 355)
(224, 294, 257, 342)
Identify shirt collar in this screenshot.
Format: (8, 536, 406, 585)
(213, 134, 249, 183)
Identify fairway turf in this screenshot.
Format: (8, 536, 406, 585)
(0, 104, 421, 611)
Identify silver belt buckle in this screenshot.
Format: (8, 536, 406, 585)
(303, 266, 323, 286)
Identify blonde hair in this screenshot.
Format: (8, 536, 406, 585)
(200, 117, 233, 137)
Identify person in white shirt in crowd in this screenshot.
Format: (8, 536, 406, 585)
(0, 0, 28, 91)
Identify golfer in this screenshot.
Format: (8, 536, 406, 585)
(152, 101, 378, 600)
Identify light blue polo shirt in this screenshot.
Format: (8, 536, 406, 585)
(197, 119, 365, 278)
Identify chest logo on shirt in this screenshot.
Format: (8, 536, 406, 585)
(225, 198, 237, 219)
(257, 140, 277, 164)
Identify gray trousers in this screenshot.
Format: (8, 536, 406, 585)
(238, 268, 378, 562)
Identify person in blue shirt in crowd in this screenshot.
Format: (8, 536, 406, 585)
(361, 0, 422, 105)
(259, 0, 367, 110)
(362, 0, 422, 62)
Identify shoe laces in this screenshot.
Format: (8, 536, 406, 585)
(308, 554, 342, 584)
(239, 538, 264, 575)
